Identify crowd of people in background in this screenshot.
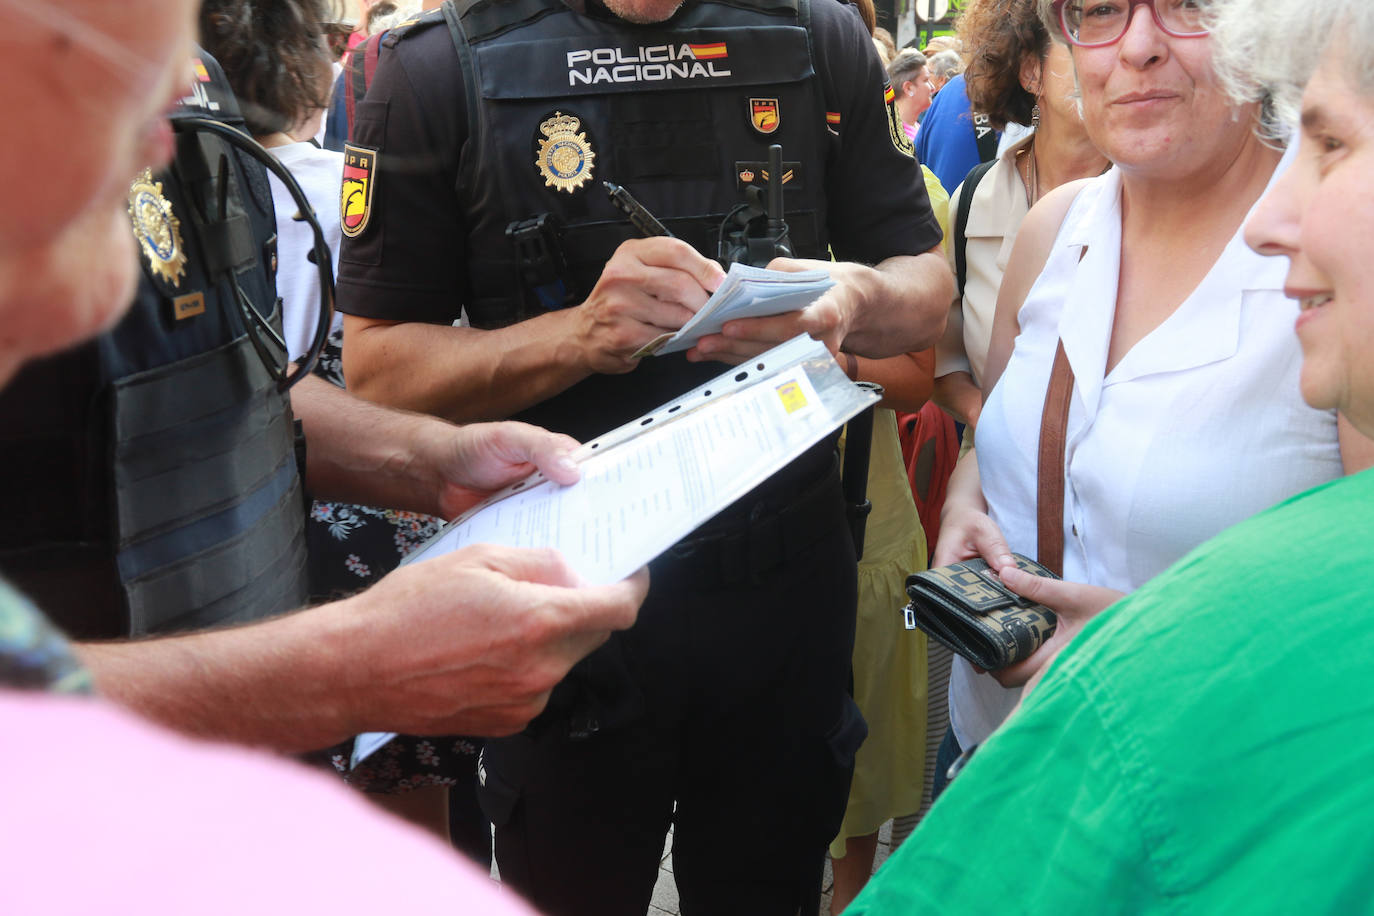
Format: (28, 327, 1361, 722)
(4, 0, 1374, 912)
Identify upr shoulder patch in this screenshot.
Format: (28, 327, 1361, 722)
(340, 143, 378, 239)
(750, 97, 780, 135)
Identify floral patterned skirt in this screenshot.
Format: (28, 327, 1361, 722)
(308, 331, 480, 793)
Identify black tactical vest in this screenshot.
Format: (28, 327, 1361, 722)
(0, 51, 308, 640)
(417, 0, 836, 438)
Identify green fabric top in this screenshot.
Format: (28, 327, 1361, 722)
(0, 578, 91, 695)
(849, 468, 1374, 914)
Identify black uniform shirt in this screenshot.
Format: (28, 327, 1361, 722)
(336, 0, 943, 327)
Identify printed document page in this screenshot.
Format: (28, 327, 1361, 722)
(350, 335, 877, 768)
(416, 347, 847, 584)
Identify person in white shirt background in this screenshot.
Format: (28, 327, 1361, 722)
(201, 0, 343, 360)
(933, 0, 1374, 762)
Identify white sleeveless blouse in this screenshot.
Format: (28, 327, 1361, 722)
(951, 149, 1343, 748)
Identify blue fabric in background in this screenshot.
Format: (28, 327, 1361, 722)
(323, 69, 348, 152)
(914, 73, 998, 192)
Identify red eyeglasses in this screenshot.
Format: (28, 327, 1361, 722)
(1051, 0, 1209, 48)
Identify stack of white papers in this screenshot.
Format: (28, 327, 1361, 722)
(350, 334, 878, 769)
(401, 335, 866, 586)
(634, 262, 835, 358)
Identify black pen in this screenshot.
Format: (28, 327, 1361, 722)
(604, 181, 674, 238)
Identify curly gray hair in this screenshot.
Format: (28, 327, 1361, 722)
(1208, 0, 1374, 134)
(927, 49, 963, 82)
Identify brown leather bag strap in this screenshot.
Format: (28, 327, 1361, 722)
(1037, 340, 1074, 576)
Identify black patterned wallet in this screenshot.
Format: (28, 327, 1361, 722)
(903, 554, 1059, 671)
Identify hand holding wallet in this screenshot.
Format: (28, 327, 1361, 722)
(904, 554, 1059, 671)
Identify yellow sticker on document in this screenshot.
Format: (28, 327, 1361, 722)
(775, 380, 809, 413)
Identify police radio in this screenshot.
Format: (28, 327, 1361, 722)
(717, 143, 792, 268)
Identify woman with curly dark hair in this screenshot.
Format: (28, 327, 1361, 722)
(932, 0, 1107, 432)
(199, 0, 341, 362)
(200, 0, 337, 139)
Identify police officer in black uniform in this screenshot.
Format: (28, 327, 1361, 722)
(0, 42, 645, 758)
(336, 0, 951, 911)
(0, 50, 306, 640)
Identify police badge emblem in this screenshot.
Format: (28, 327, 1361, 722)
(750, 98, 780, 135)
(340, 143, 377, 239)
(535, 111, 596, 194)
(127, 169, 187, 287)
(883, 83, 914, 157)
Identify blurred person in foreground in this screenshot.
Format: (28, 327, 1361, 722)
(848, 0, 1374, 907)
(0, 0, 646, 765)
(0, 0, 614, 909)
(932, 0, 1374, 770)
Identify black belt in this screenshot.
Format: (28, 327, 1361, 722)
(649, 453, 845, 590)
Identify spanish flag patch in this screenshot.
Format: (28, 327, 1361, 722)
(689, 42, 728, 59)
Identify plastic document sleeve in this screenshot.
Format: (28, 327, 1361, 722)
(349, 334, 878, 768)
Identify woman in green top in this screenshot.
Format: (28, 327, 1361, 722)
(846, 0, 1374, 911)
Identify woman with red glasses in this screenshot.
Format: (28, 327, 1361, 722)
(846, 0, 1374, 909)
(925, 0, 1374, 790)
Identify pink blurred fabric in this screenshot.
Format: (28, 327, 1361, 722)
(0, 690, 539, 915)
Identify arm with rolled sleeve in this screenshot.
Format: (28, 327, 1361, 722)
(814, 6, 950, 357)
(335, 32, 724, 423)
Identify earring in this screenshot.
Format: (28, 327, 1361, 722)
(1031, 103, 1041, 130)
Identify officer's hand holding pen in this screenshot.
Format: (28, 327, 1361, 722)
(583, 182, 723, 365)
(602, 185, 839, 366)
(571, 234, 723, 373)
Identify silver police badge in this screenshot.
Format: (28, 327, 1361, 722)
(127, 169, 188, 287)
(535, 111, 596, 194)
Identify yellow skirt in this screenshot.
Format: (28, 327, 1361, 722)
(830, 409, 929, 856)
